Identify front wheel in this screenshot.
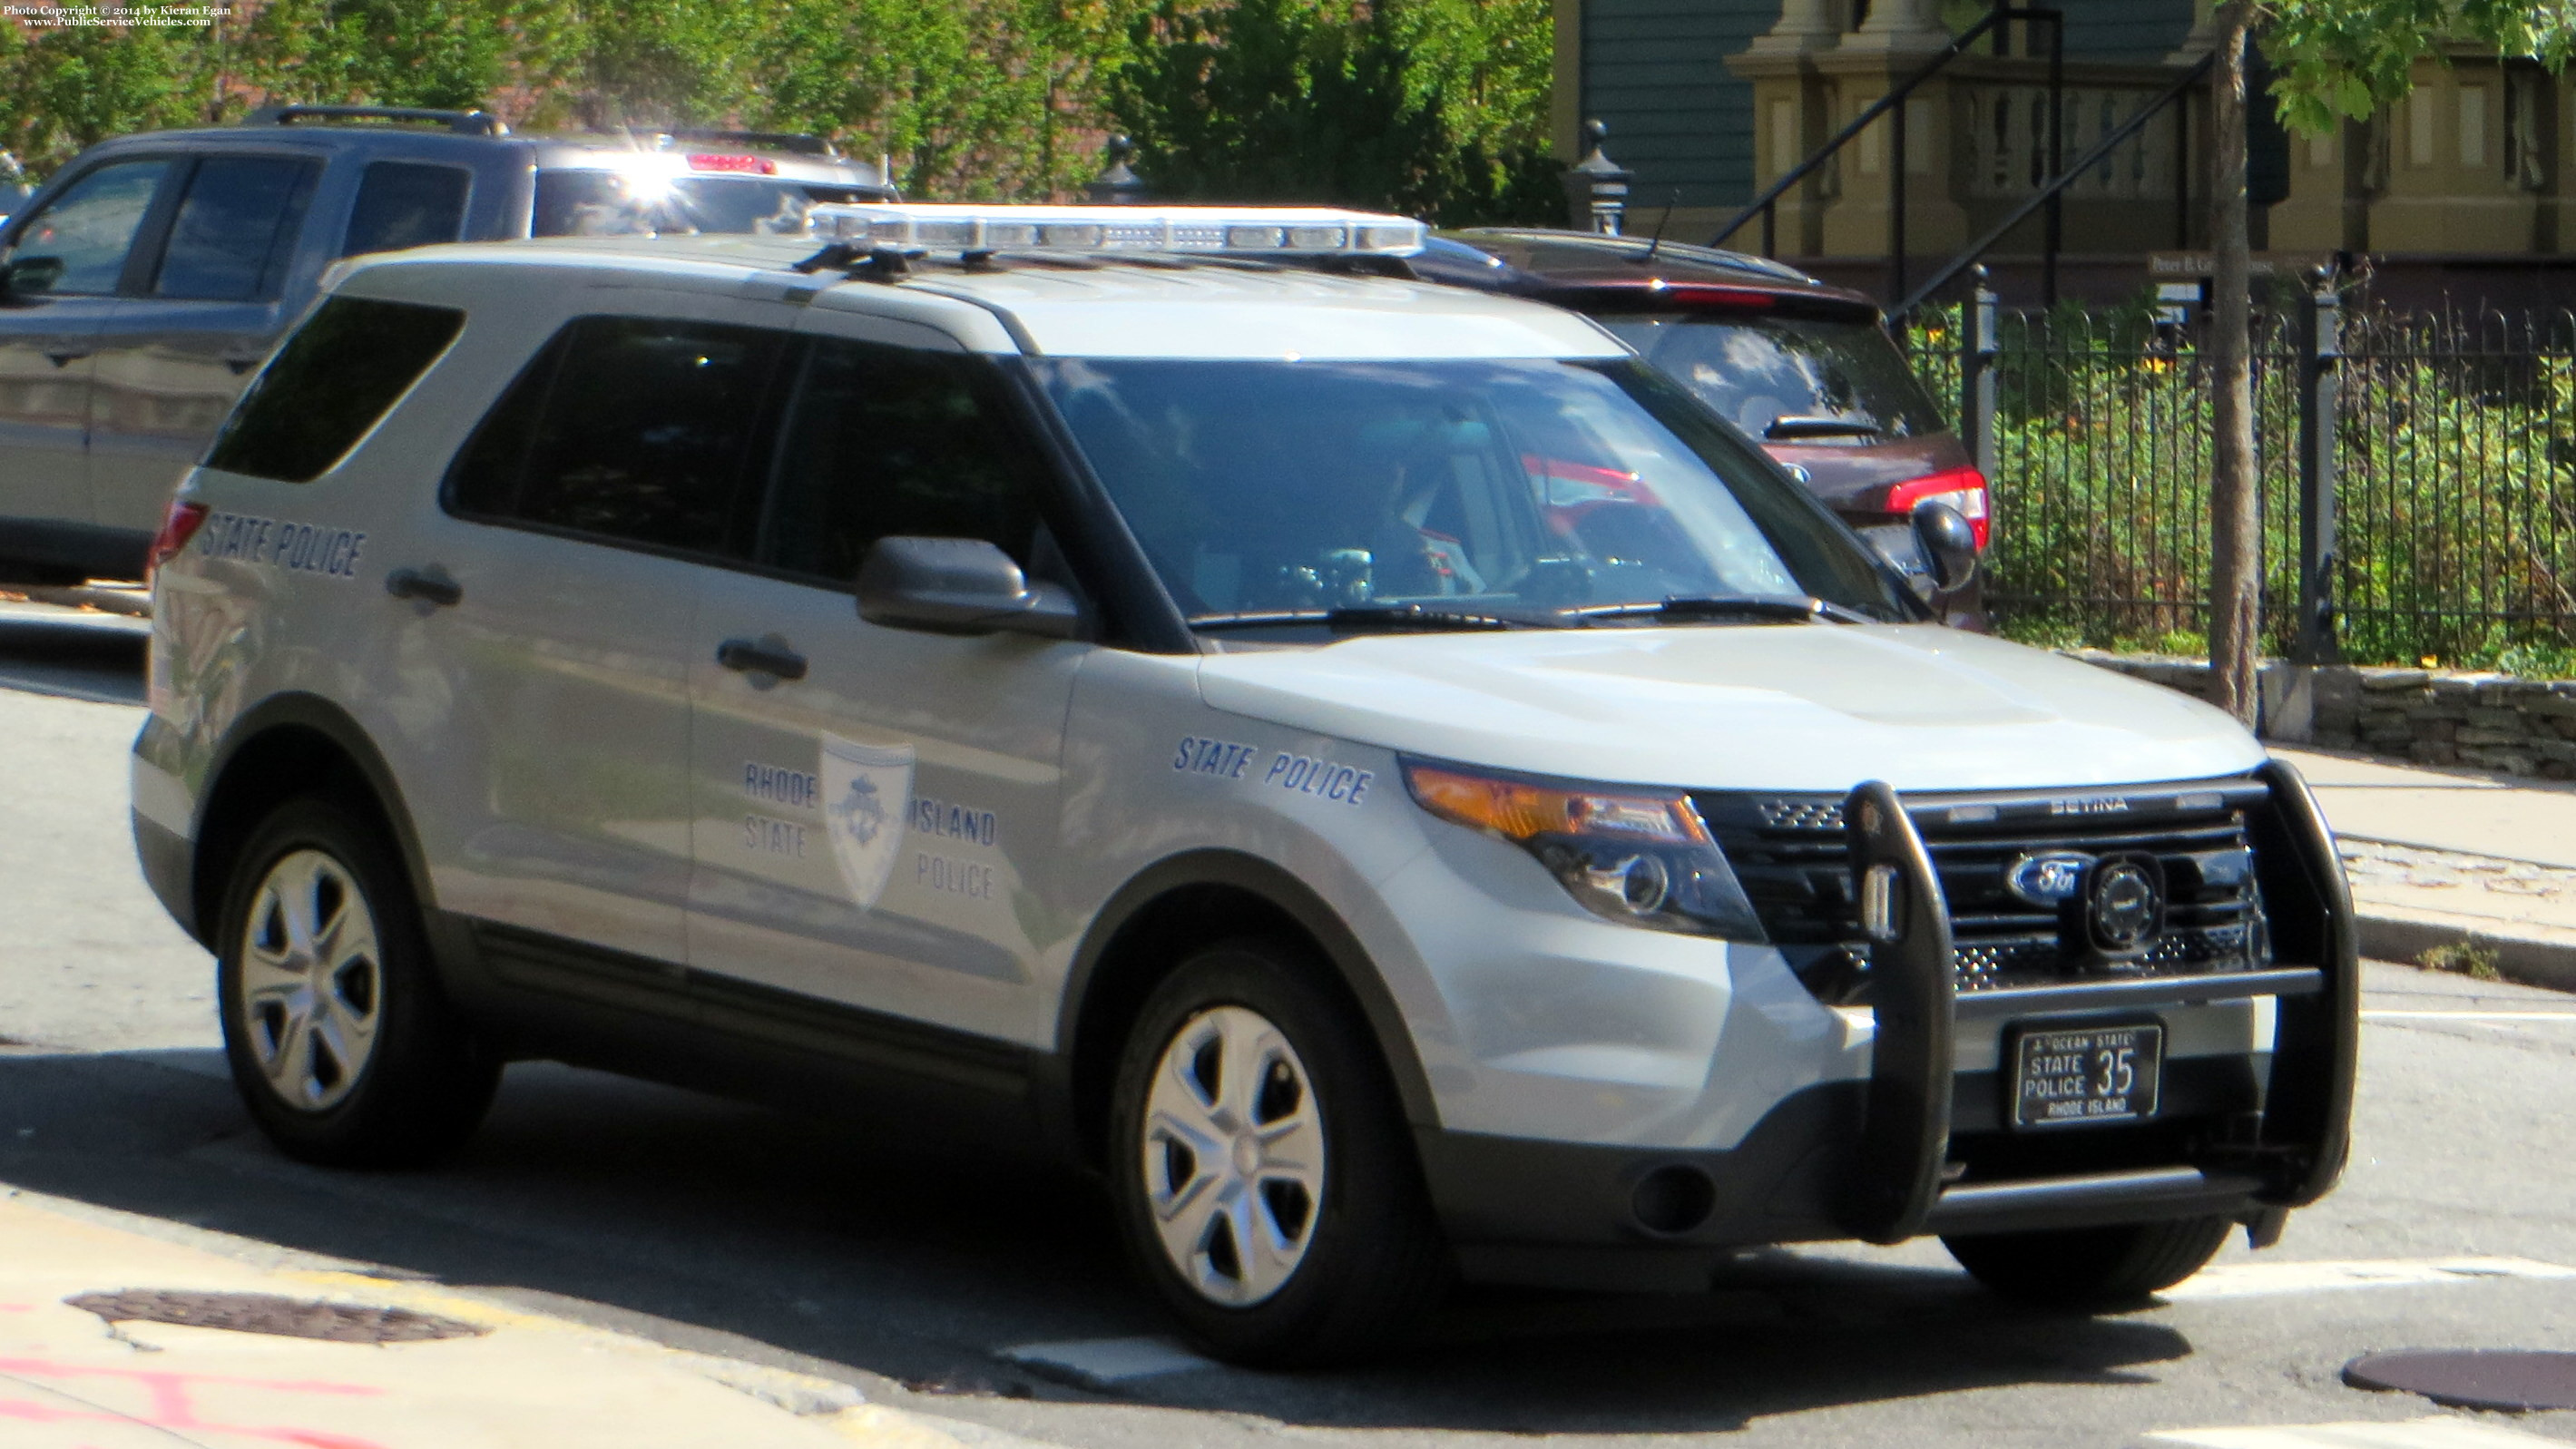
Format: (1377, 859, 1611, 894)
(216, 798, 498, 1168)
(1107, 940, 1450, 1366)
(1943, 1215, 2234, 1307)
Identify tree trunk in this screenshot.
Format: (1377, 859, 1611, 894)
(2207, 3, 2261, 727)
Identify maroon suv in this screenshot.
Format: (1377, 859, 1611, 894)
(1410, 228, 1988, 628)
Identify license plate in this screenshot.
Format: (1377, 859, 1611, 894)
(2010, 1022, 2163, 1130)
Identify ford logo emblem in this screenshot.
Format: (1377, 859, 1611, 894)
(2005, 851, 2092, 906)
(2083, 852, 2167, 955)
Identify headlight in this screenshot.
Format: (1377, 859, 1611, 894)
(1401, 759, 1764, 940)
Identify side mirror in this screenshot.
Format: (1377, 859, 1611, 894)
(1911, 500, 1979, 594)
(0, 254, 62, 302)
(857, 535, 1082, 640)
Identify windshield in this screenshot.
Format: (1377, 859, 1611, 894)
(1597, 313, 1946, 441)
(533, 170, 872, 238)
(1033, 355, 1914, 627)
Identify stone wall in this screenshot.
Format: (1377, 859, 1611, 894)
(2062, 651, 2576, 781)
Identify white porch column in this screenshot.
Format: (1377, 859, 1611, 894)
(1840, 0, 1948, 54)
(1746, 0, 1843, 54)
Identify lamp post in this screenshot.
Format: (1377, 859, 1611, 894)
(1087, 135, 1148, 205)
(1560, 120, 1633, 235)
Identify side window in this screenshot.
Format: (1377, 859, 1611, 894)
(205, 297, 464, 483)
(342, 162, 470, 258)
(152, 156, 321, 302)
(446, 314, 787, 556)
(1, 159, 171, 296)
(759, 338, 1046, 583)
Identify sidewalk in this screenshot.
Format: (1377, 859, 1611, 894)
(2277, 747, 2576, 990)
(0, 1184, 1030, 1448)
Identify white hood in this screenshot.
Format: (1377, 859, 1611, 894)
(1195, 623, 2264, 794)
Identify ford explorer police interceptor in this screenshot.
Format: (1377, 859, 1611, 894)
(130, 203, 2357, 1367)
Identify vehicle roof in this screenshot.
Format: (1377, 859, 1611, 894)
(343, 233, 1632, 362)
(62, 122, 888, 189)
(1424, 228, 1881, 315)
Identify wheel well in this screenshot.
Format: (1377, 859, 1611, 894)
(191, 725, 399, 946)
(1067, 884, 1352, 1169)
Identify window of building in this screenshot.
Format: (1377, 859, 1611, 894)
(154, 155, 320, 301)
(205, 297, 465, 482)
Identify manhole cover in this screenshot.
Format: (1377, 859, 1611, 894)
(2344, 1349, 2576, 1412)
(65, 1290, 487, 1345)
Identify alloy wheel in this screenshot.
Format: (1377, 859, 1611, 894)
(233, 848, 384, 1112)
(1141, 1004, 1327, 1307)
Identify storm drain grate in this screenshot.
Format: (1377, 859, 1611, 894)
(2345, 1349, 2576, 1412)
(66, 1290, 488, 1345)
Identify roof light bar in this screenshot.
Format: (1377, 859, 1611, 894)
(807, 202, 1426, 258)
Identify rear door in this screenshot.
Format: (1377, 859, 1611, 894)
(421, 299, 794, 971)
(0, 155, 175, 562)
(88, 151, 324, 536)
(684, 314, 1085, 1046)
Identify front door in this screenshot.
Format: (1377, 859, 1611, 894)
(88, 152, 322, 534)
(686, 320, 1087, 1046)
(0, 157, 172, 555)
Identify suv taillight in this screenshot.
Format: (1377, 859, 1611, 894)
(1885, 468, 1989, 551)
(146, 499, 210, 581)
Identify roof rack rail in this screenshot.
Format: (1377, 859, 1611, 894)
(242, 105, 508, 137)
(663, 128, 838, 160)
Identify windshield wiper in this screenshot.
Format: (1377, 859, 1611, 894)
(1563, 594, 1875, 625)
(1764, 415, 1883, 441)
(1188, 604, 1552, 633)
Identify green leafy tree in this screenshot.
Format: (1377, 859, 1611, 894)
(758, 0, 1138, 199)
(2196, 1, 2576, 723)
(1108, 0, 1556, 224)
(0, 17, 216, 171)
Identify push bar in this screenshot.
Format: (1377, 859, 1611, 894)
(1841, 779, 1954, 1245)
(1837, 761, 2360, 1243)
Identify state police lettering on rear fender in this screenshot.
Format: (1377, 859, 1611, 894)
(192, 511, 365, 580)
(1264, 752, 1373, 805)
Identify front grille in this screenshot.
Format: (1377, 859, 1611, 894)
(1695, 778, 2272, 1004)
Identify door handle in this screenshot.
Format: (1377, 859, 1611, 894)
(716, 637, 808, 681)
(44, 350, 87, 367)
(385, 567, 462, 607)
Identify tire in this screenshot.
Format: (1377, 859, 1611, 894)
(215, 797, 498, 1168)
(1107, 939, 1451, 1367)
(1943, 1214, 2235, 1308)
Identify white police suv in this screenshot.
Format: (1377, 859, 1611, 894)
(131, 202, 2356, 1366)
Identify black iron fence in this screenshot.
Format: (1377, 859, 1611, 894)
(1910, 279, 2576, 671)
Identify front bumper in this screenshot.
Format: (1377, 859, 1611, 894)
(1418, 759, 2359, 1280)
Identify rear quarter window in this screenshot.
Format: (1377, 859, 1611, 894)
(203, 296, 465, 482)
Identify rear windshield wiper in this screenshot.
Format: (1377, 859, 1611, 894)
(1562, 594, 1876, 625)
(1188, 604, 1552, 633)
(1764, 416, 1883, 441)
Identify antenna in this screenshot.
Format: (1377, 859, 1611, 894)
(1641, 188, 1679, 263)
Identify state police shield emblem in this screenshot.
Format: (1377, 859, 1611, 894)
(819, 735, 914, 909)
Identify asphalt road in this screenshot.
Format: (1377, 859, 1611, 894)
(3, 597, 2573, 1449)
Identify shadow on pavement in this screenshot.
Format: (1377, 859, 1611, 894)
(0, 610, 148, 706)
(0, 1045, 2196, 1436)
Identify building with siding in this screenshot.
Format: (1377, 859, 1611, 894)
(1558, 0, 2576, 308)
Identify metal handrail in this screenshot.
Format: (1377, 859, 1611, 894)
(1891, 50, 2214, 320)
(1712, 3, 2060, 298)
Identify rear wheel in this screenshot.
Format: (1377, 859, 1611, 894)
(1108, 940, 1450, 1366)
(1943, 1215, 2234, 1307)
(216, 798, 497, 1168)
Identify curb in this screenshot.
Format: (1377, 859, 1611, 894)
(2355, 908, 2576, 994)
